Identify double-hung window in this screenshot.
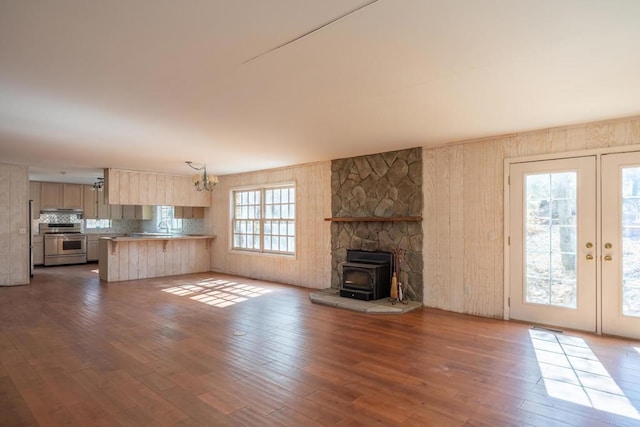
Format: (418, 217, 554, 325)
(232, 184, 295, 255)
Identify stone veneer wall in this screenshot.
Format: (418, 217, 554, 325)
(330, 147, 423, 301)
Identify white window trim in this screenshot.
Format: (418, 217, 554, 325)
(228, 181, 296, 257)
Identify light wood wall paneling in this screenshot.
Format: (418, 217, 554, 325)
(424, 115, 640, 318)
(564, 126, 588, 152)
(208, 161, 331, 289)
(434, 147, 451, 310)
(449, 145, 465, 312)
(475, 140, 496, 317)
(461, 142, 479, 315)
(422, 150, 437, 309)
(1, 165, 29, 285)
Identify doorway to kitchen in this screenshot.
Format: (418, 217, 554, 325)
(506, 151, 640, 339)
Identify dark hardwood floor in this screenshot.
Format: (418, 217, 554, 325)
(1, 264, 639, 426)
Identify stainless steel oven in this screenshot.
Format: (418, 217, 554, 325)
(40, 223, 87, 266)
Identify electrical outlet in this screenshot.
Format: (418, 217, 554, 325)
(18, 228, 26, 234)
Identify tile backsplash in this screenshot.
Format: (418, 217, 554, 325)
(39, 213, 83, 224)
(34, 212, 204, 235)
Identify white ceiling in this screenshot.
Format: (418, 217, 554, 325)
(1, 0, 639, 184)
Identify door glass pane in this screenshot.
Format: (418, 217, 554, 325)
(525, 172, 577, 308)
(621, 167, 640, 317)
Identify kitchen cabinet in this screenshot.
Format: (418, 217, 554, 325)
(40, 183, 63, 209)
(87, 235, 100, 261)
(118, 205, 153, 220)
(84, 186, 111, 219)
(40, 183, 83, 210)
(63, 184, 83, 209)
(29, 182, 41, 219)
(122, 205, 136, 219)
(33, 235, 44, 265)
(112, 204, 152, 220)
(83, 185, 98, 219)
(97, 189, 110, 219)
(174, 206, 205, 219)
(109, 204, 123, 219)
(105, 168, 211, 207)
(87, 234, 119, 261)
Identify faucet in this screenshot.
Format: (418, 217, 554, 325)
(158, 220, 171, 234)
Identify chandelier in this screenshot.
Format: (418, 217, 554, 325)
(92, 177, 104, 191)
(185, 161, 218, 192)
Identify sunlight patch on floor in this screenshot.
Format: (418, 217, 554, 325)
(162, 279, 273, 308)
(91, 268, 99, 274)
(530, 329, 639, 420)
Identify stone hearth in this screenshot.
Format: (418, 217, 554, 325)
(309, 289, 422, 314)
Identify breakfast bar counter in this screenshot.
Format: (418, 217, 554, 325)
(98, 234, 216, 282)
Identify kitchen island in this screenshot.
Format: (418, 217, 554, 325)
(99, 234, 216, 282)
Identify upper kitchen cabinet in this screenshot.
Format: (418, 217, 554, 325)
(105, 168, 211, 207)
(83, 185, 98, 219)
(40, 182, 84, 210)
(40, 182, 63, 209)
(121, 205, 153, 220)
(84, 185, 113, 219)
(63, 184, 83, 209)
(174, 206, 205, 219)
(97, 188, 110, 219)
(29, 182, 41, 219)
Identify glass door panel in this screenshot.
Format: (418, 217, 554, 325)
(524, 172, 578, 308)
(621, 167, 640, 317)
(602, 153, 640, 338)
(509, 157, 596, 332)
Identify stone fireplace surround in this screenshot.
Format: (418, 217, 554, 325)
(330, 147, 423, 302)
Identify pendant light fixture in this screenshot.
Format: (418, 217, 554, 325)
(91, 177, 104, 191)
(185, 161, 218, 192)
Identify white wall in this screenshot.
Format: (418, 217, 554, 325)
(423, 115, 640, 317)
(207, 161, 332, 289)
(0, 163, 29, 286)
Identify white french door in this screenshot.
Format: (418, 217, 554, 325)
(509, 152, 640, 339)
(601, 152, 640, 339)
(509, 157, 597, 332)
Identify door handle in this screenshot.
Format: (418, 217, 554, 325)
(586, 242, 593, 248)
(604, 255, 613, 262)
(604, 243, 612, 249)
(586, 254, 594, 260)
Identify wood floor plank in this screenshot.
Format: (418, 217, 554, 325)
(0, 264, 639, 426)
(0, 375, 38, 426)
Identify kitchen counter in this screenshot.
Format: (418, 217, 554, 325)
(102, 233, 215, 241)
(99, 234, 216, 282)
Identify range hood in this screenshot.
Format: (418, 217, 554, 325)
(40, 208, 84, 217)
